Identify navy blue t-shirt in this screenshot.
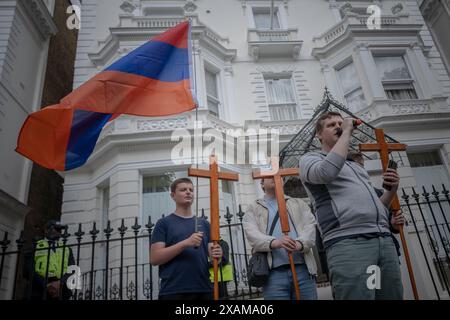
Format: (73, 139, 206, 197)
(151, 214, 212, 296)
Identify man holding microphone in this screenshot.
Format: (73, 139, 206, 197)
(299, 111, 403, 300)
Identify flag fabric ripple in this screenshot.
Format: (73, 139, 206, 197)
(16, 21, 195, 171)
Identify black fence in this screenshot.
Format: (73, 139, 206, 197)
(4, 185, 447, 300)
(400, 184, 450, 300)
(0, 206, 263, 300)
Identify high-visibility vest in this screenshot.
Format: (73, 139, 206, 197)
(209, 263, 233, 282)
(34, 239, 70, 279)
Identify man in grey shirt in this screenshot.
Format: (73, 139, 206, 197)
(299, 111, 402, 300)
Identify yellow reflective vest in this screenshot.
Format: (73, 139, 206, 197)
(34, 239, 70, 279)
(209, 263, 233, 282)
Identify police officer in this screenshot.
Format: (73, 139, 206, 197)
(24, 220, 75, 300)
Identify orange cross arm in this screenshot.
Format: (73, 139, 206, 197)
(187, 168, 210, 179)
(359, 143, 407, 152)
(188, 168, 239, 181)
(359, 144, 381, 152)
(218, 172, 239, 181)
(252, 168, 299, 179)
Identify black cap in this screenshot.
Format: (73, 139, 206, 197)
(45, 220, 65, 231)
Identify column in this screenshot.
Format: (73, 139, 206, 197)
(108, 169, 140, 269)
(353, 43, 386, 103)
(407, 42, 444, 99)
(223, 64, 238, 124)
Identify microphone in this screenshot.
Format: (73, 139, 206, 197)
(353, 119, 362, 127)
(336, 119, 362, 137)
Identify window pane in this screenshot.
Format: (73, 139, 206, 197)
(385, 88, 418, 100)
(408, 151, 443, 167)
(205, 69, 218, 98)
(143, 175, 172, 194)
(265, 78, 295, 104)
(374, 56, 411, 80)
(337, 62, 359, 94)
(345, 88, 366, 112)
(102, 187, 109, 233)
(253, 9, 280, 29)
(207, 97, 219, 116)
(222, 180, 232, 194)
(269, 103, 298, 121)
(142, 172, 184, 225)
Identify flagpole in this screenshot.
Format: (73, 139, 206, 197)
(188, 17, 200, 233)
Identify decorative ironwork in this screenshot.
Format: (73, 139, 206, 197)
(143, 278, 152, 300)
(110, 283, 120, 300)
(95, 285, 103, 300)
(127, 281, 136, 300)
(279, 89, 400, 169)
(1, 207, 264, 300)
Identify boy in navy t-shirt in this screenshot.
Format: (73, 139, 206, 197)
(150, 178, 223, 300)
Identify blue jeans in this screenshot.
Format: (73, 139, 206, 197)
(263, 264, 318, 300)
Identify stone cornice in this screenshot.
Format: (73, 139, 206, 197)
(369, 111, 450, 130)
(18, 0, 58, 41)
(88, 16, 236, 67)
(311, 14, 423, 59)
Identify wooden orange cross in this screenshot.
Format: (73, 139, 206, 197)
(359, 128, 419, 300)
(188, 155, 239, 300)
(252, 156, 302, 300)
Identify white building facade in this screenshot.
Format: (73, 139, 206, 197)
(62, 0, 450, 299)
(0, 0, 57, 299)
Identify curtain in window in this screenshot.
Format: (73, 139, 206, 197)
(254, 11, 280, 29)
(205, 70, 218, 98)
(385, 88, 418, 100)
(374, 56, 411, 80)
(205, 69, 220, 115)
(102, 187, 109, 231)
(265, 78, 295, 104)
(408, 151, 443, 168)
(207, 98, 219, 116)
(142, 175, 176, 220)
(337, 63, 359, 93)
(337, 63, 366, 112)
(143, 176, 171, 193)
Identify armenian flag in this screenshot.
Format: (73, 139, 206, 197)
(16, 21, 195, 171)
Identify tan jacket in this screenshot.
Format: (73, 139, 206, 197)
(243, 195, 318, 275)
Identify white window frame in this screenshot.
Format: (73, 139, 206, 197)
(372, 53, 419, 101)
(264, 74, 299, 121)
(335, 59, 367, 112)
(220, 180, 237, 218)
(204, 64, 222, 117)
(246, 2, 288, 29)
(95, 182, 110, 276)
(408, 150, 444, 168)
(252, 6, 281, 30)
(95, 180, 110, 240)
(141, 170, 188, 220)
